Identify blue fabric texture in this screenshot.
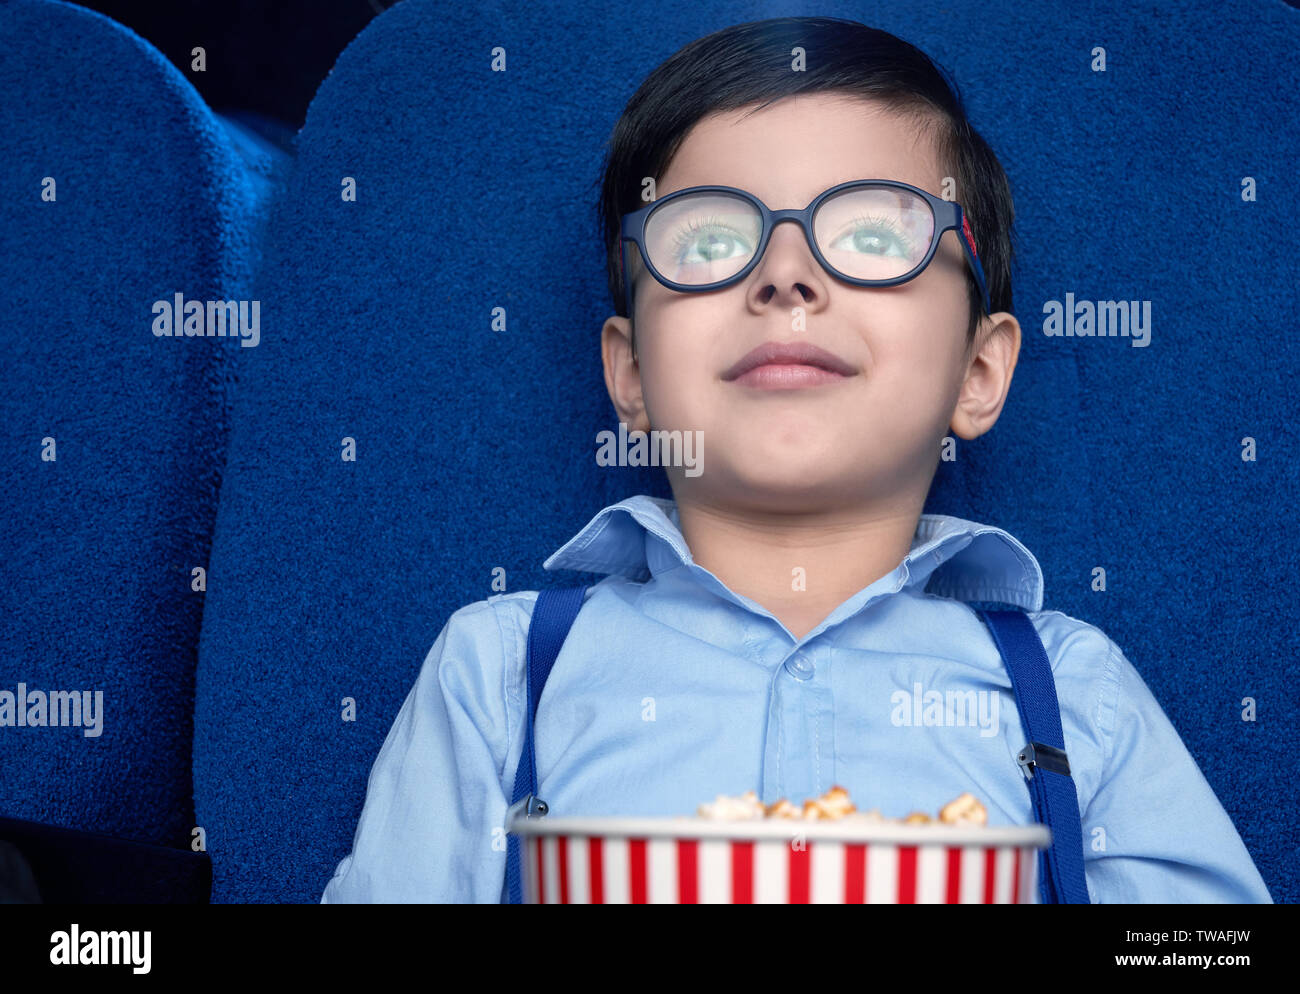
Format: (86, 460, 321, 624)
(1, 0, 1291, 904)
(320, 496, 1272, 903)
(202, 0, 1294, 904)
(0, 0, 286, 848)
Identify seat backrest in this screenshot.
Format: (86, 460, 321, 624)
(193, 0, 1296, 903)
(0, 0, 287, 855)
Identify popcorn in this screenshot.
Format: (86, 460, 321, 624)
(696, 789, 765, 820)
(765, 798, 801, 819)
(696, 785, 989, 826)
(939, 791, 988, 826)
(801, 785, 857, 820)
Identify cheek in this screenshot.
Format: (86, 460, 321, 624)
(635, 327, 712, 426)
(853, 317, 965, 421)
(637, 297, 732, 412)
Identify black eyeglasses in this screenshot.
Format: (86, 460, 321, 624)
(619, 179, 991, 317)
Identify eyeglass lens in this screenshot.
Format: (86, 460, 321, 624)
(642, 185, 937, 287)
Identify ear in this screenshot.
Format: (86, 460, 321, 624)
(949, 311, 1021, 440)
(602, 314, 652, 434)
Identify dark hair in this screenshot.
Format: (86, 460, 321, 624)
(596, 17, 1015, 354)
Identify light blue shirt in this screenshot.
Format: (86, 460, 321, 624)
(321, 495, 1272, 904)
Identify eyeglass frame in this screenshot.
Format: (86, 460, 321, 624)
(619, 178, 992, 320)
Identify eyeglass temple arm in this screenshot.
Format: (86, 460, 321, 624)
(957, 208, 993, 315)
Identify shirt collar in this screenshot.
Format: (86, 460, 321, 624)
(543, 494, 1044, 612)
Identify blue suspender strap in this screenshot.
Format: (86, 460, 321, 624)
(975, 608, 1092, 905)
(504, 585, 588, 904)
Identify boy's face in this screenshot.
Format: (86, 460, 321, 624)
(602, 92, 1020, 513)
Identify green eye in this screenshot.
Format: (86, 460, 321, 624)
(670, 217, 753, 265)
(832, 214, 915, 259)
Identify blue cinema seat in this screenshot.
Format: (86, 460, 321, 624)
(0, 0, 287, 901)
(190, 0, 1295, 903)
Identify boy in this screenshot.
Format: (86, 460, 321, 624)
(321, 17, 1272, 903)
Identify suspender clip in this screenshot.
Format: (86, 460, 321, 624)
(1017, 741, 1071, 779)
(507, 794, 549, 824)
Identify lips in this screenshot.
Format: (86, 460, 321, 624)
(721, 340, 856, 381)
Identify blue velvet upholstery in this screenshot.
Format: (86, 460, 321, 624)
(0, 0, 286, 881)
(196, 0, 1297, 903)
(3, 0, 1292, 904)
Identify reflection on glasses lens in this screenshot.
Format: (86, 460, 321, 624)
(643, 192, 761, 286)
(811, 185, 935, 280)
(813, 186, 934, 282)
(642, 185, 936, 287)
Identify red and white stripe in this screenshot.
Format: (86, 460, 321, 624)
(523, 835, 1039, 903)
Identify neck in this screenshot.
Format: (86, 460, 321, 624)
(671, 493, 923, 641)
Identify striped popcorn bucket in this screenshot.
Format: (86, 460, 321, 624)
(509, 815, 1050, 904)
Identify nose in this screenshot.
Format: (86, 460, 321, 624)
(748, 215, 827, 304)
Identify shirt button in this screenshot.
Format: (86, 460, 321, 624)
(784, 652, 815, 681)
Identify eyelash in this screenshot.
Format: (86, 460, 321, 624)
(842, 213, 915, 253)
(670, 215, 748, 254)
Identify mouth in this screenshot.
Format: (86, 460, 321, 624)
(721, 340, 856, 390)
